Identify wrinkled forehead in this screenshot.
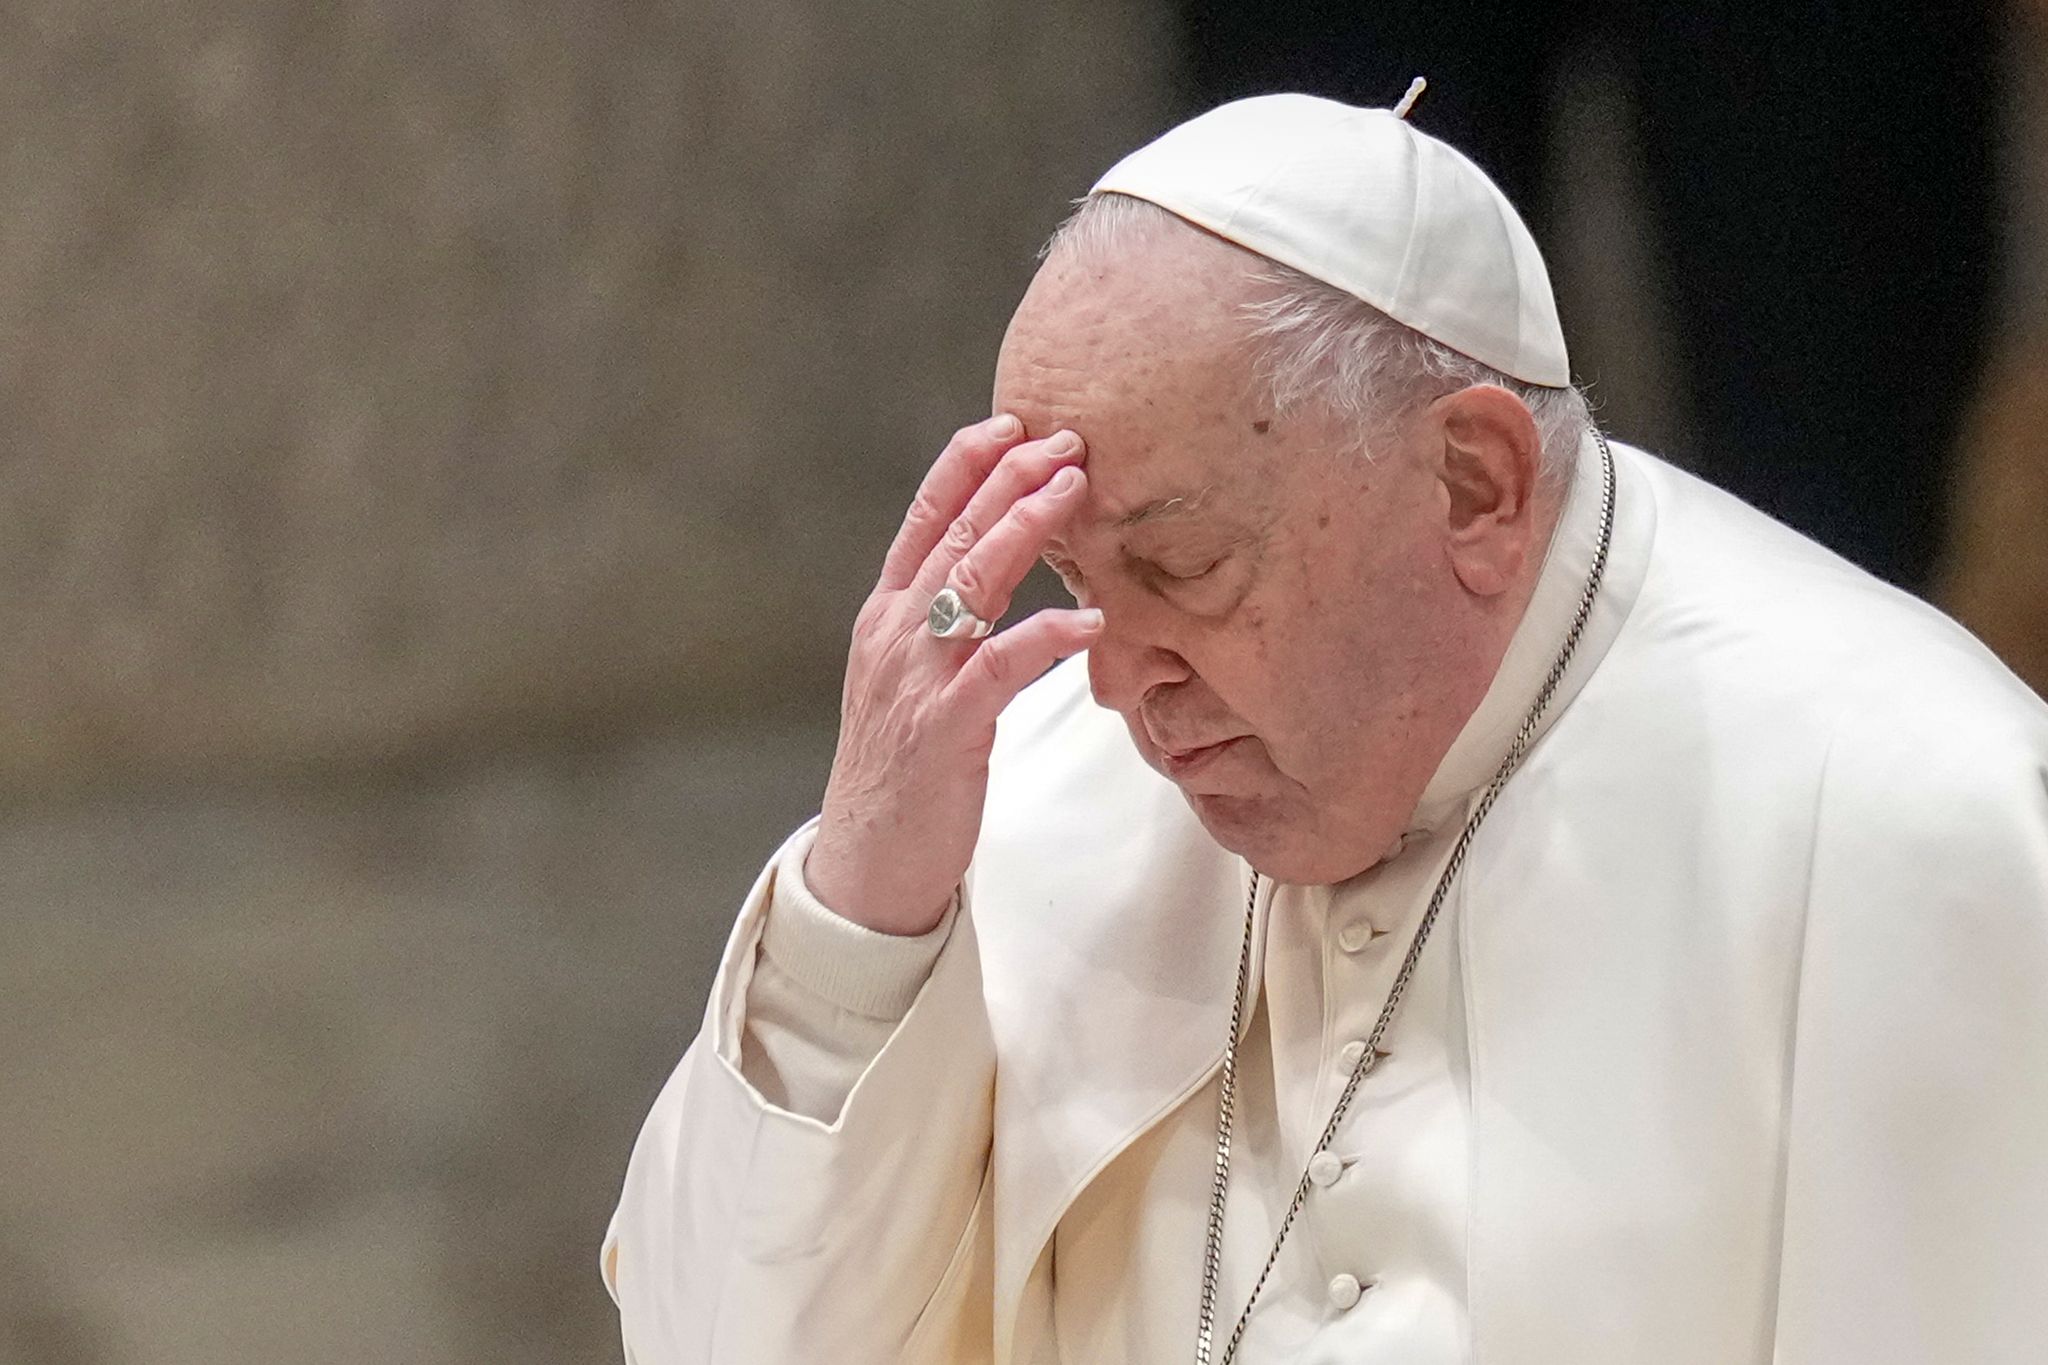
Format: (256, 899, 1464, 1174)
(996, 219, 1262, 392)
(992, 239, 1271, 513)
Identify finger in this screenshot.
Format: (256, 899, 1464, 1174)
(877, 415, 1027, 592)
(944, 606, 1105, 727)
(911, 430, 1085, 599)
(928, 464, 1087, 618)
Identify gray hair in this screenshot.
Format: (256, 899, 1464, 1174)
(1041, 193, 1591, 484)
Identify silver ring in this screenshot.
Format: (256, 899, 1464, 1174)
(927, 586, 994, 640)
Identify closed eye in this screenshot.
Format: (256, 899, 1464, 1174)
(1147, 556, 1224, 583)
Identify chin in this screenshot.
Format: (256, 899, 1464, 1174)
(1184, 792, 1380, 886)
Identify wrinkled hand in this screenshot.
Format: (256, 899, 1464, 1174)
(806, 415, 1100, 935)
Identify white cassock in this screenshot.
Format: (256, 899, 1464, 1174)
(602, 435, 2048, 1364)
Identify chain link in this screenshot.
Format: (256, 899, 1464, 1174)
(1194, 430, 1617, 1364)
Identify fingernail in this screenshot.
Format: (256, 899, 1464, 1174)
(1046, 430, 1081, 455)
(1077, 609, 1105, 630)
(1049, 466, 1082, 494)
(989, 413, 1021, 438)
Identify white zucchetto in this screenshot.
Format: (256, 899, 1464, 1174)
(1090, 91, 1571, 387)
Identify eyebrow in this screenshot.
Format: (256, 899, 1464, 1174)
(1113, 485, 1219, 530)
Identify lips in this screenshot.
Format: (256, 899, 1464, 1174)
(1158, 736, 1245, 780)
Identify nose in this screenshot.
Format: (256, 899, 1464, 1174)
(1086, 611, 1192, 715)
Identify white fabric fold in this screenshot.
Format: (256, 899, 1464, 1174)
(739, 826, 955, 1121)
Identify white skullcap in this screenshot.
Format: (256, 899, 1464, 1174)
(1090, 91, 1570, 387)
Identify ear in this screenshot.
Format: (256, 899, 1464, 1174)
(1425, 385, 1545, 597)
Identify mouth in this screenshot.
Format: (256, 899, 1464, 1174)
(1158, 736, 1246, 780)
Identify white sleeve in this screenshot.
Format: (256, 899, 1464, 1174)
(1773, 721, 2048, 1364)
(602, 819, 997, 1365)
(740, 824, 954, 1122)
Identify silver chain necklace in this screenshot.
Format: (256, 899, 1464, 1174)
(1193, 429, 1618, 1365)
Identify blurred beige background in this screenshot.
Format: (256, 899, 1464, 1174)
(1, 3, 2041, 1362)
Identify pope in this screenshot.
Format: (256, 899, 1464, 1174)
(601, 92, 2048, 1364)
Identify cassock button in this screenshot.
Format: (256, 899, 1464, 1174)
(1336, 918, 1384, 953)
(1327, 1273, 1364, 1311)
(1338, 1040, 1366, 1068)
(1307, 1151, 1344, 1187)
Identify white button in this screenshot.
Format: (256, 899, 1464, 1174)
(1307, 1151, 1344, 1187)
(1336, 918, 1383, 952)
(1338, 1039, 1366, 1067)
(1327, 1272, 1364, 1310)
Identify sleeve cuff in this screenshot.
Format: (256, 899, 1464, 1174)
(759, 827, 957, 1021)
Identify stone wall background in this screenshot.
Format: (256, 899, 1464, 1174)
(0, 732, 840, 1363)
(3, 3, 2041, 1363)
(0, 0, 1171, 793)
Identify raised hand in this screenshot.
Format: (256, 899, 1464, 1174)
(805, 415, 1101, 935)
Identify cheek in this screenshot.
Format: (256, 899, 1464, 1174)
(1207, 560, 1415, 766)
(1189, 601, 1339, 745)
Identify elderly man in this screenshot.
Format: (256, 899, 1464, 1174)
(602, 94, 2048, 1365)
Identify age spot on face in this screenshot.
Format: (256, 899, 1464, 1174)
(1251, 419, 1272, 435)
